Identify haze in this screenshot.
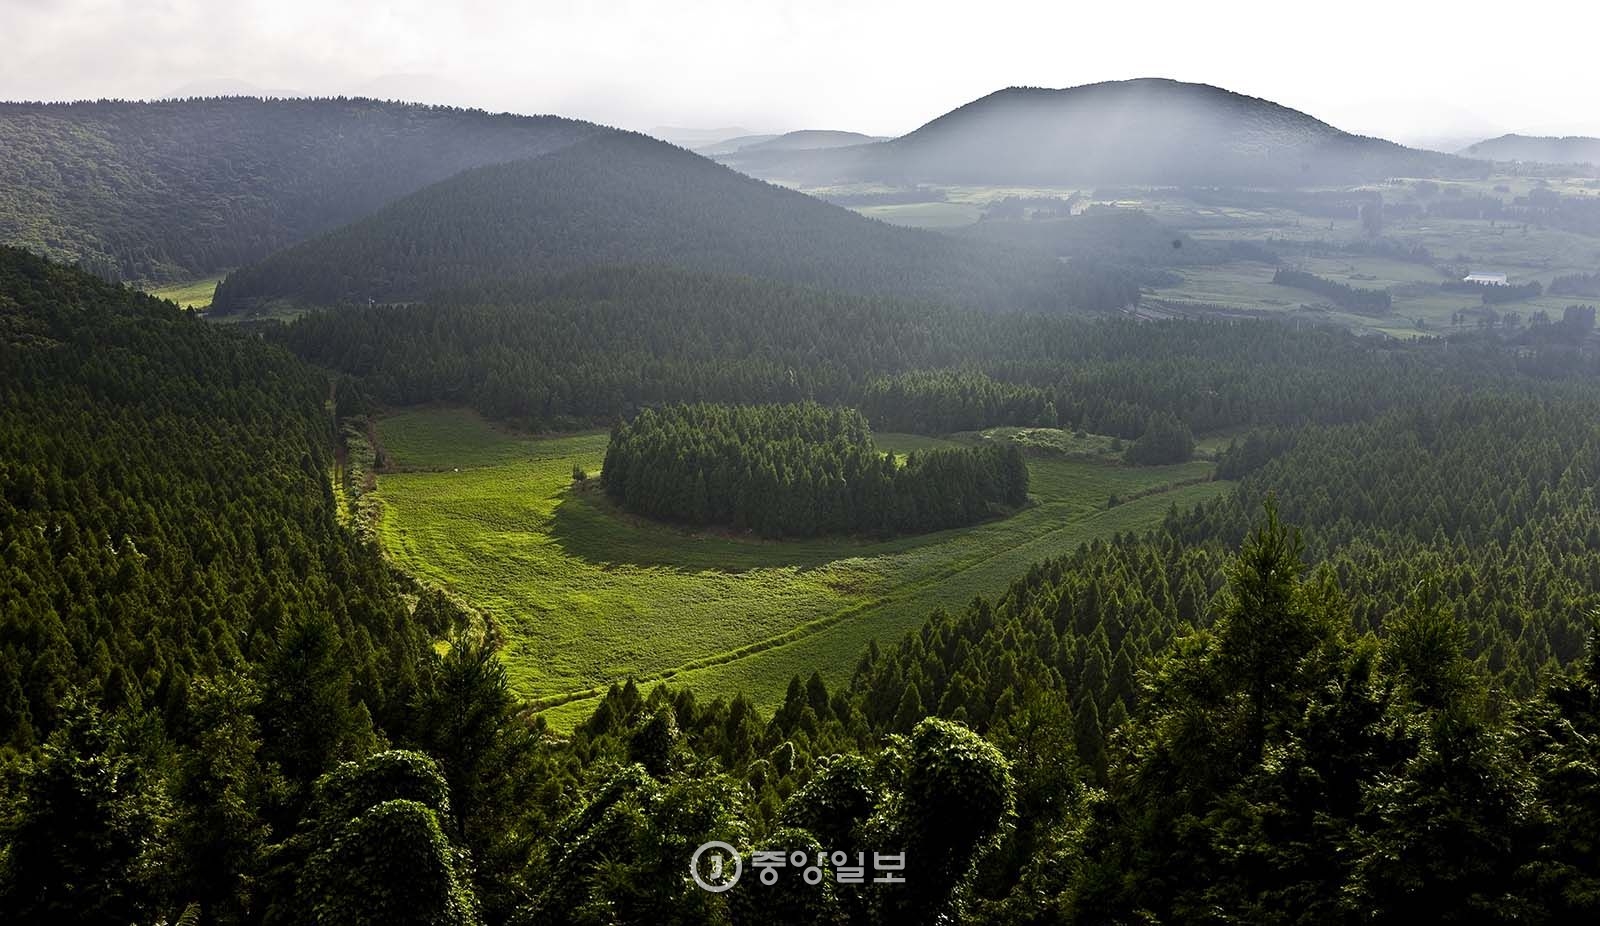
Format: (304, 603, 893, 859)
(3, 0, 1596, 147)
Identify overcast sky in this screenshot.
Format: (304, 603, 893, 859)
(3, 0, 1596, 148)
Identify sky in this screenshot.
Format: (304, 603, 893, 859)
(3, 0, 1597, 149)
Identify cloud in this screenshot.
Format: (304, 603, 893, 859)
(1, 0, 1596, 140)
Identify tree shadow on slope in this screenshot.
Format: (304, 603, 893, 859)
(546, 486, 969, 574)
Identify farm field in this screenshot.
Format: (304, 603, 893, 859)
(855, 201, 983, 228)
(811, 177, 1600, 337)
(370, 407, 1228, 727)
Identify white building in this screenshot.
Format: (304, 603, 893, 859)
(1464, 272, 1509, 286)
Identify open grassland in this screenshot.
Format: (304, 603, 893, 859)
(856, 202, 984, 228)
(371, 408, 1228, 725)
(143, 275, 224, 309)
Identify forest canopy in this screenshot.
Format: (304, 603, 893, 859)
(600, 402, 1029, 537)
(0, 98, 596, 281)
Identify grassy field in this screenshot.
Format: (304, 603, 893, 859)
(370, 407, 1229, 726)
(856, 202, 984, 228)
(143, 275, 224, 309)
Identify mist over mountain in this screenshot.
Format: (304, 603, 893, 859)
(728, 78, 1481, 187)
(212, 130, 1138, 315)
(694, 133, 782, 155)
(1460, 134, 1600, 166)
(649, 125, 764, 147)
(699, 130, 889, 158)
(0, 97, 599, 280)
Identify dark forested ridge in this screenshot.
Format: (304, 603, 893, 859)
(724, 78, 1482, 187)
(601, 403, 1029, 537)
(210, 132, 1137, 315)
(0, 246, 428, 749)
(0, 97, 598, 281)
(273, 264, 1575, 439)
(0, 248, 477, 923)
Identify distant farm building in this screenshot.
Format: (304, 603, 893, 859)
(1464, 272, 1509, 286)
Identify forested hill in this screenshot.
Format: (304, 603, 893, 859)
(209, 131, 1136, 315)
(0, 97, 598, 281)
(1460, 134, 1600, 165)
(0, 245, 431, 753)
(0, 246, 489, 923)
(730, 78, 1482, 187)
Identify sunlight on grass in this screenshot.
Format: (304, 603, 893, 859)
(374, 407, 1229, 726)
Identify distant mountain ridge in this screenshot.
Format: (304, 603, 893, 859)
(700, 129, 890, 157)
(211, 130, 1138, 315)
(1460, 134, 1600, 166)
(0, 97, 600, 280)
(728, 78, 1482, 187)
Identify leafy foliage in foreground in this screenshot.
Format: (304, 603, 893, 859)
(602, 403, 1028, 537)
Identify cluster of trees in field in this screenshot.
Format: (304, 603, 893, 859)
(601, 403, 1028, 537)
(1445, 278, 1545, 304)
(1513, 186, 1600, 236)
(1560, 303, 1597, 331)
(210, 131, 1139, 315)
(1272, 266, 1393, 314)
(1550, 272, 1600, 298)
(1257, 235, 1436, 265)
(0, 99, 595, 280)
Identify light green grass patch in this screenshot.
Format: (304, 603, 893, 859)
(144, 275, 224, 310)
(972, 425, 1124, 460)
(854, 202, 983, 228)
(373, 408, 1229, 726)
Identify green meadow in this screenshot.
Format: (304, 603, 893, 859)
(144, 274, 224, 309)
(370, 408, 1229, 727)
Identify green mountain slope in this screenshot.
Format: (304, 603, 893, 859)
(0, 97, 598, 281)
(211, 131, 1137, 314)
(0, 246, 427, 752)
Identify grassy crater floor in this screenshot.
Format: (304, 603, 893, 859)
(371, 408, 1229, 726)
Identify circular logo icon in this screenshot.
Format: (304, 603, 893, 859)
(690, 840, 742, 892)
